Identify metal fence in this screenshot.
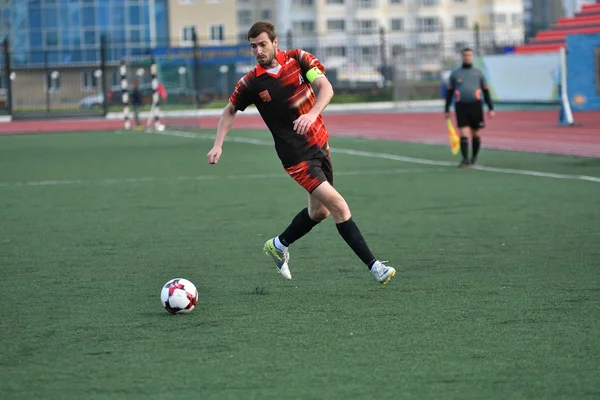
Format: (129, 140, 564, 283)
(0, 26, 525, 119)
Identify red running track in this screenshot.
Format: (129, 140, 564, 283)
(1, 110, 599, 157)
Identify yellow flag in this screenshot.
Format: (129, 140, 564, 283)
(446, 118, 460, 156)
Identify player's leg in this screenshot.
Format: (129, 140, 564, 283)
(456, 103, 471, 167)
(134, 105, 141, 129)
(310, 182, 396, 284)
(470, 104, 484, 165)
(263, 158, 330, 280)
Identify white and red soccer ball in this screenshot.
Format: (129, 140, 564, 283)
(160, 278, 198, 314)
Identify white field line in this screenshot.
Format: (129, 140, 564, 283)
(151, 130, 600, 184)
(0, 168, 436, 188)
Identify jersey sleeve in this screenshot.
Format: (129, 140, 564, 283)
(229, 72, 254, 111)
(479, 70, 488, 90)
(288, 49, 326, 83)
(448, 71, 456, 90)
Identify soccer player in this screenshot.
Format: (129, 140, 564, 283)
(444, 48, 495, 167)
(206, 22, 396, 285)
(131, 80, 142, 130)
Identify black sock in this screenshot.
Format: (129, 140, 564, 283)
(278, 208, 319, 247)
(472, 137, 481, 160)
(460, 137, 469, 161)
(336, 218, 376, 269)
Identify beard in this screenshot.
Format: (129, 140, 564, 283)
(257, 52, 274, 66)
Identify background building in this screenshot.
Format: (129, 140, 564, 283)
(0, 0, 169, 65)
(168, 0, 238, 46)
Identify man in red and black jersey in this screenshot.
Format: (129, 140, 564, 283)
(206, 22, 396, 285)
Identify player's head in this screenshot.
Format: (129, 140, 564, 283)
(461, 48, 474, 66)
(247, 21, 279, 67)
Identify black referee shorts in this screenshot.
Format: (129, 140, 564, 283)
(455, 102, 485, 130)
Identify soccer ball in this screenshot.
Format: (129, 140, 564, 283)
(155, 122, 166, 132)
(160, 278, 198, 314)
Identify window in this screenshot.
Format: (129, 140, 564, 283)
(417, 17, 439, 32)
(417, 43, 439, 51)
(326, 46, 346, 57)
(454, 41, 468, 52)
(355, 19, 377, 34)
(390, 0, 403, 4)
(129, 28, 141, 44)
(422, 0, 438, 5)
(82, 6, 95, 26)
(84, 30, 96, 46)
(392, 44, 405, 56)
(293, 0, 314, 6)
(359, 46, 377, 58)
(81, 70, 98, 91)
(391, 18, 403, 31)
(45, 31, 58, 47)
(454, 16, 467, 30)
(327, 19, 345, 32)
(46, 71, 61, 92)
(181, 25, 195, 44)
(238, 10, 252, 25)
(43, 7, 58, 28)
(128, 5, 140, 25)
(512, 13, 522, 26)
(209, 24, 224, 42)
(491, 14, 506, 25)
(326, 0, 344, 3)
(262, 9, 271, 20)
(293, 21, 315, 33)
(357, 0, 377, 8)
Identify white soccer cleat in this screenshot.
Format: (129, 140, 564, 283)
(263, 238, 292, 280)
(370, 261, 396, 285)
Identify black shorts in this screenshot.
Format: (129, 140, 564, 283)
(284, 144, 333, 193)
(455, 102, 485, 130)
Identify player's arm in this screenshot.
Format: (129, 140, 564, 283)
(480, 72, 495, 117)
(308, 74, 334, 115)
(293, 72, 333, 136)
(444, 73, 455, 117)
(207, 102, 237, 164)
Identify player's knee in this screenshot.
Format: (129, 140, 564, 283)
(328, 197, 351, 222)
(309, 206, 330, 222)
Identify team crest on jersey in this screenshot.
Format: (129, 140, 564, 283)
(259, 90, 272, 103)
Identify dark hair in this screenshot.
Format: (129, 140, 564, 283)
(462, 47, 473, 54)
(248, 21, 276, 42)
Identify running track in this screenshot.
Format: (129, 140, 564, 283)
(1, 110, 599, 158)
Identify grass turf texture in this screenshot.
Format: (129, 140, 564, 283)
(0, 130, 599, 400)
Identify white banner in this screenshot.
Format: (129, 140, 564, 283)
(476, 52, 560, 103)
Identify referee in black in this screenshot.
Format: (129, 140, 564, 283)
(444, 48, 495, 167)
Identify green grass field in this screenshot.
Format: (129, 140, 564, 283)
(1, 129, 599, 400)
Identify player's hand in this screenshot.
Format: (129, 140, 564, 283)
(293, 112, 318, 136)
(488, 110, 495, 119)
(444, 112, 451, 119)
(207, 145, 222, 164)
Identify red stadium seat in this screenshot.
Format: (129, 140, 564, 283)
(581, 3, 600, 12)
(528, 37, 565, 45)
(555, 15, 600, 26)
(536, 26, 600, 38)
(514, 44, 564, 54)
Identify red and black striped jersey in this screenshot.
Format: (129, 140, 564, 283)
(229, 49, 330, 168)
